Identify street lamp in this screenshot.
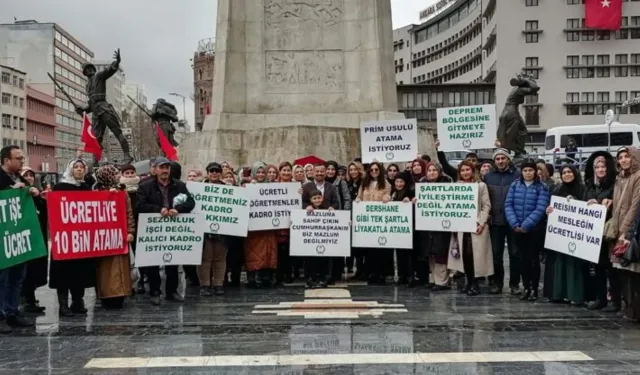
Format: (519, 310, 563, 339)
(168, 92, 187, 122)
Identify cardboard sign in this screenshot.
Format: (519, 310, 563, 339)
(436, 104, 497, 150)
(246, 182, 301, 231)
(415, 183, 478, 232)
(352, 202, 413, 249)
(188, 181, 251, 237)
(289, 209, 351, 257)
(0, 189, 47, 270)
(135, 214, 205, 267)
(48, 190, 129, 260)
(360, 119, 418, 163)
(544, 196, 606, 263)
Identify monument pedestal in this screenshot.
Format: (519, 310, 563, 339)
(181, 0, 420, 171)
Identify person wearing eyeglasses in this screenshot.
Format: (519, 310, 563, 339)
(355, 161, 391, 285)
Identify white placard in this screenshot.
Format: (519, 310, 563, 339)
(187, 181, 250, 237)
(246, 182, 301, 231)
(436, 104, 497, 151)
(415, 183, 478, 232)
(352, 202, 413, 249)
(544, 196, 606, 263)
(289, 209, 351, 257)
(135, 214, 205, 267)
(360, 118, 418, 163)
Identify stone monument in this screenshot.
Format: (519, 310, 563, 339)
(181, 0, 411, 169)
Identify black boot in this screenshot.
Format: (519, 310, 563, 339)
(519, 289, 532, 301)
(57, 290, 73, 317)
(70, 299, 87, 314)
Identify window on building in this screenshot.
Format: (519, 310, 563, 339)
(1, 93, 10, 105)
(566, 18, 580, 41)
(567, 0, 581, 4)
(615, 17, 629, 39)
(566, 92, 580, 115)
(615, 54, 628, 77)
(631, 54, 640, 76)
(19, 98, 24, 108)
(1, 114, 10, 128)
(581, 92, 595, 115)
(631, 91, 640, 114)
(525, 20, 538, 31)
(526, 33, 539, 43)
(12, 116, 17, 129)
(19, 118, 24, 131)
(616, 91, 629, 114)
(566, 55, 580, 78)
(632, 16, 640, 39)
(596, 92, 610, 115)
(581, 55, 595, 78)
(525, 0, 539, 6)
(12, 95, 17, 106)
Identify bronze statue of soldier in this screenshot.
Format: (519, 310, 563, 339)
(151, 99, 180, 148)
(497, 73, 540, 157)
(75, 49, 133, 164)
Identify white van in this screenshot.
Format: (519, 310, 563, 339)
(544, 123, 640, 164)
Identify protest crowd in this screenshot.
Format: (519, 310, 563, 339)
(1, 140, 640, 333)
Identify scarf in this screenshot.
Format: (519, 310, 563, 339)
(251, 161, 267, 183)
(411, 158, 427, 182)
(326, 160, 339, 183)
(555, 165, 583, 198)
(120, 175, 140, 192)
(95, 164, 121, 190)
(61, 158, 87, 185)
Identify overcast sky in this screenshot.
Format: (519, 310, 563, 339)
(4, 0, 432, 129)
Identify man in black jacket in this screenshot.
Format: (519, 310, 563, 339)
(0, 145, 39, 332)
(136, 157, 195, 305)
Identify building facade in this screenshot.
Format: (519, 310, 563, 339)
(393, 0, 640, 149)
(0, 65, 27, 157)
(192, 38, 215, 132)
(26, 86, 56, 172)
(0, 20, 94, 171)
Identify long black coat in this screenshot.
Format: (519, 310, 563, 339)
(48, 182, 96, 290)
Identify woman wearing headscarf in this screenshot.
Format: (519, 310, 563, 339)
(545, 165, 587, 305)
(276, 162, 295, 284)
(50, 159, 95, 317)
(356, 161, 392, 285)
(93, 165, 134, 309)
(337, 165, 347, 181)
(19, 167, 48, 313)
(420, 162, 453, 290)
(386, 163, 400, 186)
(447, 160, 493, 296)
(244, 162, 279, 288)
(326, 160, 352, 282)
(582, 151, 619, 311)
(293, 164, 306, 184)
(347, 161, 365, 280)
(304, 163, 314, 181)
(610, 147, 640, 320)
(392, 170, 415, 285)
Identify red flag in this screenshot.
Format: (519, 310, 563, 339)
(156, 122, 178, 161)
(81, 113, 102, 161)
(585, 0, 622, 30)
(205, 102, 211, 115)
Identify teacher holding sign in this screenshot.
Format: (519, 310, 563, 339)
(356, 161, 392, 285)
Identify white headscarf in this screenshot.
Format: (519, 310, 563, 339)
(61, 158, 87, 185)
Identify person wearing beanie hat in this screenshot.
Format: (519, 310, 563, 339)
(505, 159, 549, 301)
(480, 160, 493, 176)
(483, 146, 521, 295)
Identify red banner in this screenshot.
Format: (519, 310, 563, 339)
(48, 190, 129, 260)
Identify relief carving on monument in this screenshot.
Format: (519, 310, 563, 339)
(265, 50, 344, 93)
(265, 0, 344, 29)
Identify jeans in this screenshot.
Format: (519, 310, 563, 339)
(490, 225, 520, 288)
(0, 264, 26, 318)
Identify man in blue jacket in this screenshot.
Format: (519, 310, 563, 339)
(504, 159, 550, 300)
(483, 148, 521, 295)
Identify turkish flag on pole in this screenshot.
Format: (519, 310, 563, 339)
(585, 0, 623, 30)
(156, 122, 178, 161)
(81, 113, 102, 161)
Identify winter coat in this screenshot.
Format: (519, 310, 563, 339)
(583, 151, 616, 216)
(504, 179, 549, 232)
(333, 178, 352, 210)
(95, 190, 134, 300)
(448, 182, 493, 277)
(483, 165, 520, 226)
(136, 177, 195, 214)
(357, 180, 391, 202)
(23, 189, 49, 289)
(244, 163, 278, 272)
(49, 181, 97, 290)
(611, 147, 640, 273)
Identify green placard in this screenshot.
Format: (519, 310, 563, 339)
(0, 188, 47, 270)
